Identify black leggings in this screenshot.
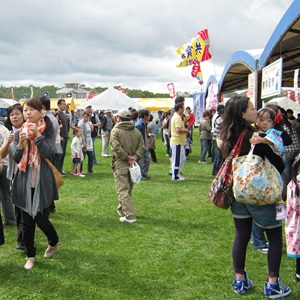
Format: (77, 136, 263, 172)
(296, 258, 300, 275)
(233, 218, 282, 278)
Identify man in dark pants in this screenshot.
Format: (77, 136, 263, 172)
(57, 99, 69, 176)
(135, 109, 151, 180)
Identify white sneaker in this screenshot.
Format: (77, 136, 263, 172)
(119, 217, 136, 223)
(276, 203, 287, 220)
(178, 174, 185, 180)
(44, 245, 57, 258)
(74, 173, 85, 177)
(24, 257, 36, 270)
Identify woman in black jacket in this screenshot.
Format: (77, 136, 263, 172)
(219, 96, 290, 298)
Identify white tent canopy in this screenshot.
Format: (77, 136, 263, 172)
(0, 98, 15, 108)
(79, 87, 145, 111)
(265, 97, 300, 117)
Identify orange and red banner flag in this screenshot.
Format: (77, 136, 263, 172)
(176, 28, 212, 68)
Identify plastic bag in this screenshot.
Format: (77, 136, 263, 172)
(129, 162, 142, 184)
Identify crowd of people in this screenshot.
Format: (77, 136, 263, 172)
(0, 94, 299, 298)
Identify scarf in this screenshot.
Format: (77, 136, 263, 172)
(18, 119, 46, 172)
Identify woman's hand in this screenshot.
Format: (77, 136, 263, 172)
(7, 133, 14, 144)
(250, 135, 265, 145)
(18, 131, 28, 149)
(27, 122, 41, 137)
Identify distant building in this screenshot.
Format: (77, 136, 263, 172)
(56, 83, 87, 99)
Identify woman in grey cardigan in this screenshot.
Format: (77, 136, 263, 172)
(12, 98, 59, 270)
(198, 110, 212, 163)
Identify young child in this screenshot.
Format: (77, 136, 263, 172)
(250, 107, 292, 220)
(185, 132, 192, 157)
(70, 127, 85, 178)
(286, 153, 300, 282)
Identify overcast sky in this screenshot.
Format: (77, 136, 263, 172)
(0, 0, 294, 93)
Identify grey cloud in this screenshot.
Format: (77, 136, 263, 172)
(0, 0, 294, 92)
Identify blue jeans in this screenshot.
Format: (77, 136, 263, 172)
(139, 149, 150, 177)
(252, 222, 268, 249)
(283, 151, 297, 182)
(212, 140, 223, 175)
(200, 138, 210, 162)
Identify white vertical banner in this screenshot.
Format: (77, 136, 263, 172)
(206, 83, 218, 110)
(193, 91, 204, 126)
(248, 71, 257, 106)
(294, 69, 299, 104)
(294, 69, 299, 90)
(261, 58, 282, 99)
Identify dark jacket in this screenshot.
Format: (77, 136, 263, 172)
(90, 114, 99, 138)
(238, 130, 288, 174)
(101, 116, 108, 132)
(12, 132, 59, 211)
(135, 118, 147, 143)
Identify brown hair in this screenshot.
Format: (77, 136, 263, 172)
(203, 110, 211, 118)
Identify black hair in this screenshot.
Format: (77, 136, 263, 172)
(73, 126, 82, 136)
(138, 109, 150, 118)
(39, 95, 51, 111)
(175, 96, 185, 105)
(291, 155, 300, 197)
(219, 95, 254, 156)
(57, 99, 65, 106)
(4, 103, 24, 130)
(174, 103, 184, 112)
(24, 98, 53, 139)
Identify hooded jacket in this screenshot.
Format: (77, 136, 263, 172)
(110, 121, 145, 172)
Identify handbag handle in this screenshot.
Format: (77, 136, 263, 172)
(245, 144, 272, 167)
(232, 130, 248, 158)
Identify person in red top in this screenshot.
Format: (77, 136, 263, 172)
(184, 107, 195, 141)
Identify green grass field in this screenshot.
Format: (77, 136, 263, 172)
(0, 130, 299, 299)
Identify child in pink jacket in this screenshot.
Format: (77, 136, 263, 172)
(285, 153, 300, 282)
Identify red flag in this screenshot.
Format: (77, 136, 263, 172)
(167, 83, 176, 98)
(199, 29, 212, 62)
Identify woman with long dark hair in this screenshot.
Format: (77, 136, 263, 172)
(219, 96, 290, 298)
(1, 103, 25, 249)
(12, 98, 59, 270)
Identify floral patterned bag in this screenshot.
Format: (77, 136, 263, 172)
(208, 130, 247, 209)
(232, 145, 283, 205)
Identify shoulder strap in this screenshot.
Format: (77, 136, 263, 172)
(232, 130, 248, 158)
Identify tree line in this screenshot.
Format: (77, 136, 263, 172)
(0, 85, 195, 100)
